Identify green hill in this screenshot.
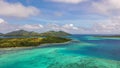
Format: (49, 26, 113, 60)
(5, 30, 39, 36)
(40, 31, 71, 37)
(0, 33, 3, 36)
(0, 30, 71, 48)
(3, 30, 71, 37)
(0, 36, 71, 48)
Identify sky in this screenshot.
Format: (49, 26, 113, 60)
(0, 0, 120, 34)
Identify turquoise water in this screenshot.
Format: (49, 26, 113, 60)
(0, 35, 120, 68)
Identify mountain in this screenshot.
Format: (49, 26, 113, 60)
(4, 30, 71, 37)
(40, 31, 71, 37)
(5, 30, 40, 36)
(0, 33, 3, 36)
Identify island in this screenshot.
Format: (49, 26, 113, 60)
(0, 30, 71, 48)
(95, 35, 120, 38)
(0, 33, 3, 36)
(4, 30, 40, 36)
(40, 31, 70, 37)
(3, 30, 70, 37)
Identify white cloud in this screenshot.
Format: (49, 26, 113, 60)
(0, 18, 18, 32)
(46, 24, 60, 31)
(62, 24, 78, 30)
(79, 18, 119, 34)
(0, 18, 5, 24)
(0, 0, 40, 18)
(89, 0, 120, 34)
(0, 20, 81, 34)
(19, 24, 44, 30)
(44, 24, 80, 33)
(92, 0, 120, 15)
(1, 18, 120, 34)
(49, 0, 86, 4)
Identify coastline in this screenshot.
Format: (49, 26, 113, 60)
(0, 40, 72, 50)
(37, 40, 73, 47)
(0, 36, 72, 48)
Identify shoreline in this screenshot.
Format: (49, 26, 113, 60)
(0, 36, 72, 48)
(0, 40, 73, 50)
(37, 40, 73, 47)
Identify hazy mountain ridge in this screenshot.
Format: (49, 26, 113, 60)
(0, 33, 3, 35)
(1, 30, 71, 37)
(40, 31, 70, 37)
(4, 30, 40, 36)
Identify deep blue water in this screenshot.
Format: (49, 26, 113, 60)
(63, 35, 120, 61)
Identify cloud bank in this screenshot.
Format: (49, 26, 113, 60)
(0, 0, 120, 34)
(0, 18, 80, 33)
(92, 0, 120, 16)
(1, 18, 120, 34)
(0, 0, 40, 18)
(48, 0, 86, 4)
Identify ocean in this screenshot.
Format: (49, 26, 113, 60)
(0, 35, 120, 68)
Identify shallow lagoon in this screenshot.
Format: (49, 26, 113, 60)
(0, 35, 120, 68)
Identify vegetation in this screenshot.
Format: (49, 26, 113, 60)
(0, 37, 71, 48)
(41, 36, 71, 43)
(4, 30, 40, 36)
(40, 31, 70, 37)
(0, 30, 71, 48)
(0, 33, 3, 36)
(2, 30, 71, 37)
(0, 38, 42, 48)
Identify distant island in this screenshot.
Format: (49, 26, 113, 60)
(0, 30, 71, 48)
(3, 30, 70, 37)
(0, 33, 3, 36)
(4, 30, 39, 36)
(40, 31, 70, 37)
(95, 35, 120, 38)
